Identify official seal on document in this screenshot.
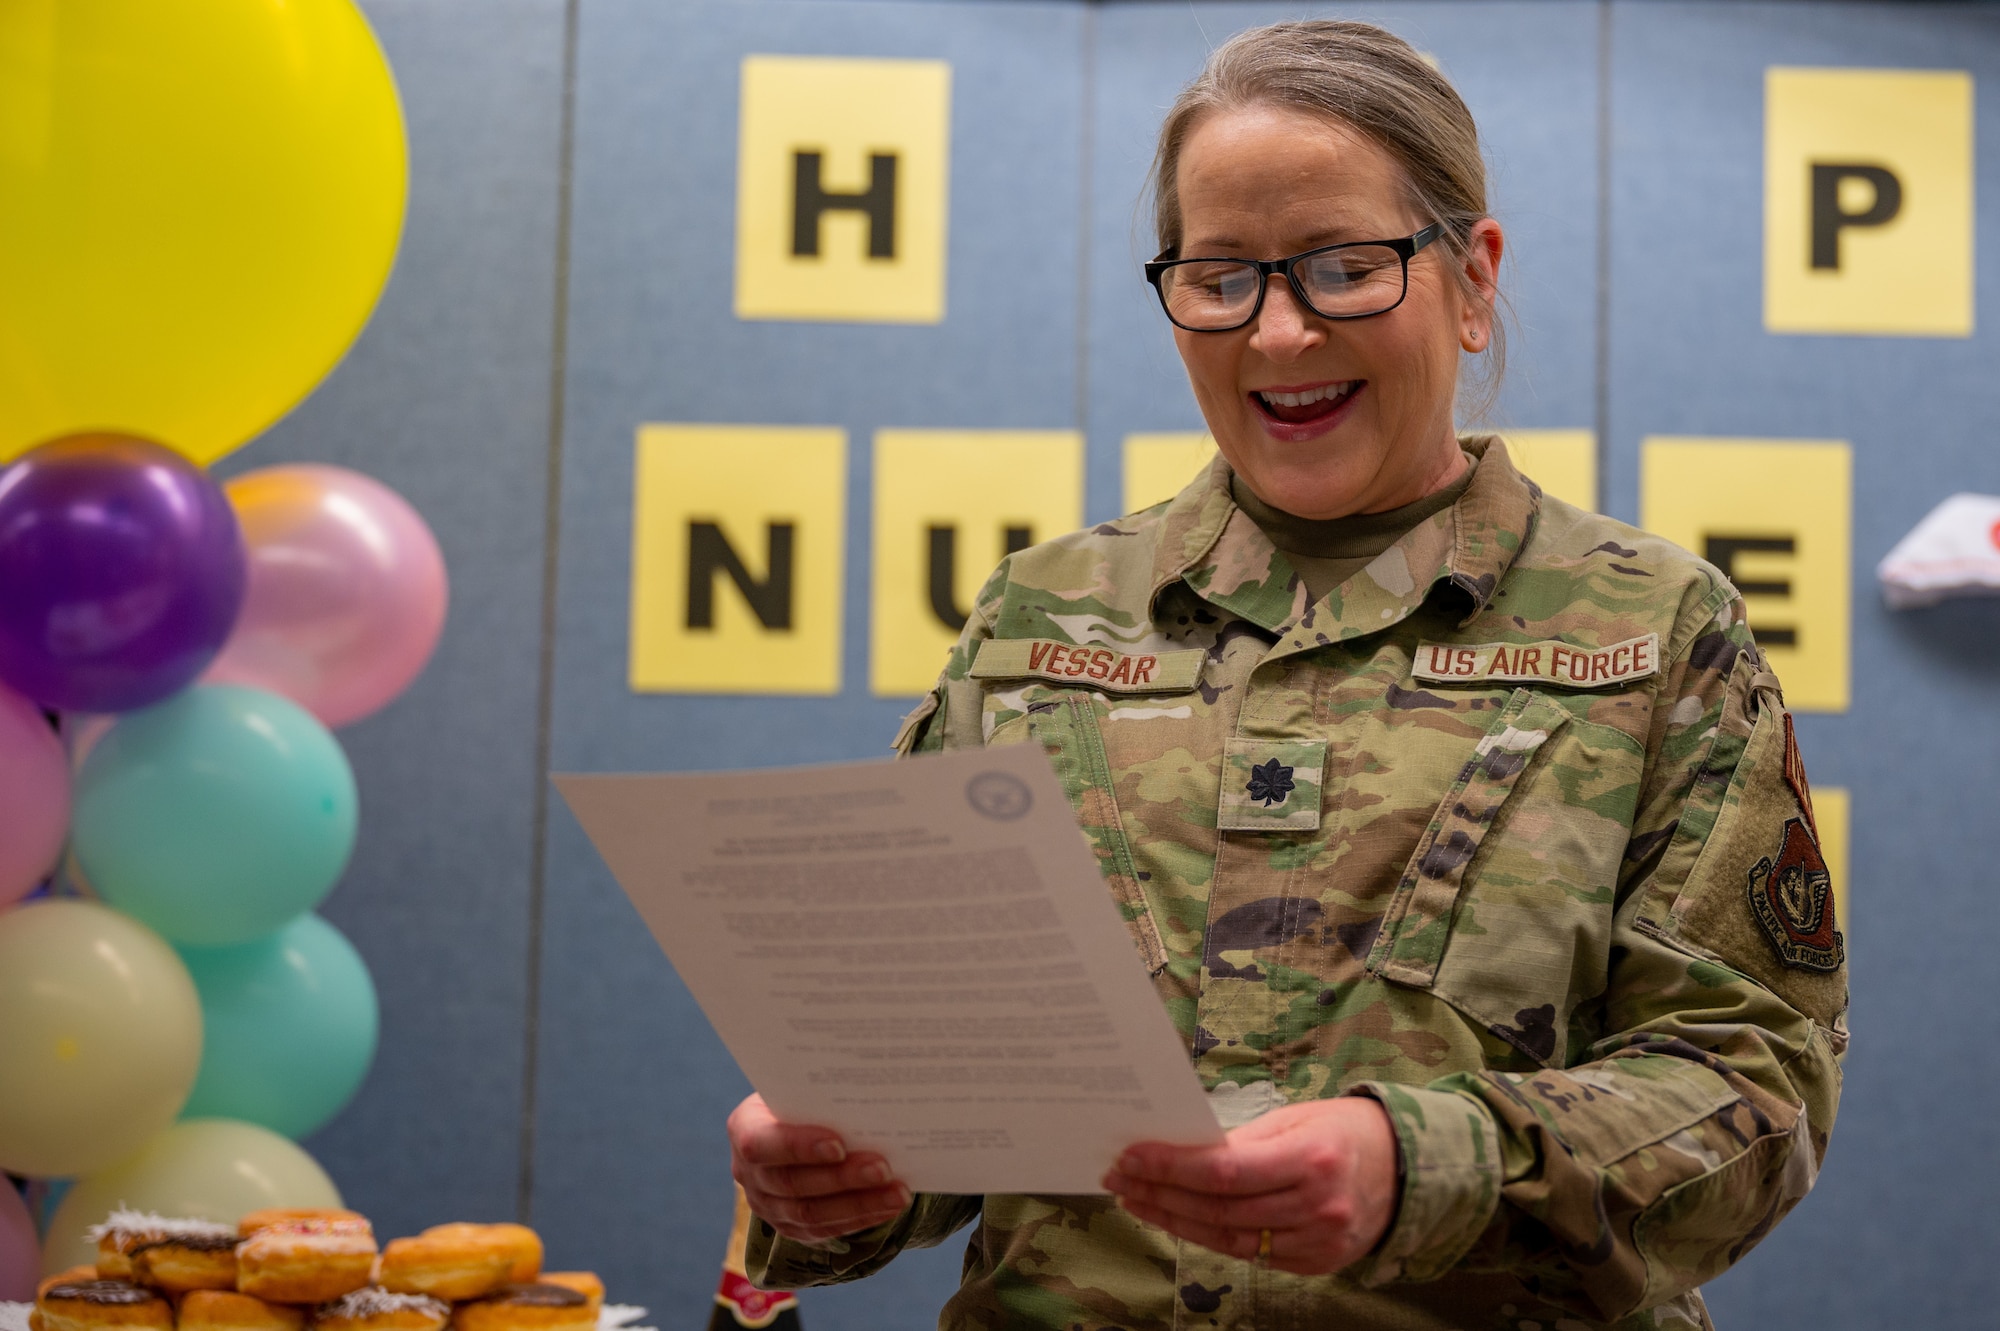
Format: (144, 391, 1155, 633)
(965, 770, 1032, 821)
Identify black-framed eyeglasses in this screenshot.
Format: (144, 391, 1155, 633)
(1144, 223, 1443, 332)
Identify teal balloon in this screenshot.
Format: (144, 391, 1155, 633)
(177, 914, 379, 1139)
(73, 684, 358, 945)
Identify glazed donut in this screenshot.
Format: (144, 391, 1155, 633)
(377, 1224, 537, 1302)
(178, 1291, 306, 1331)
(530, 1275, 600, 1312)
(31, 1281, 171, 1331)
(235, 1218, 378, 1305)
(375, 1237, 506, 1302)
(89, 1212, 237, 1281)
(423, 1225, 541, 1285)
(311, 1288, 448, 1331)
(129, 1231, 238, 1292)
(450, 1285, 594, 1331)
(35, 1269, 100, 1300)
(237, 1210, 368, 1239)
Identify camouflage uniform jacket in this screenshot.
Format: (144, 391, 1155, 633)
(747, 436, 1848, 1330)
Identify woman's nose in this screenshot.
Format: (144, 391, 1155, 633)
(1247, 277, 1326, 360)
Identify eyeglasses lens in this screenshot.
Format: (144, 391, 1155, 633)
(1158, 262, 1263, 329)
(1297, 245, 1405, 315)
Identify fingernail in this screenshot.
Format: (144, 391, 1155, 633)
(1117, 1153, 1140, 1173)
(815, 1140, 845, 1163)
(859, 1161, 890, 1185)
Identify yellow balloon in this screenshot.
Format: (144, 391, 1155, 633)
(44, 1118, 341, 1272)
(0, 899, 204, 1177)
(0, 0, 408, 464)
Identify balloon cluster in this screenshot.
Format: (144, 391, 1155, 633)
(0, 435, 446, 1293)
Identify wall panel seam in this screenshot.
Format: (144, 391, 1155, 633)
(519, 0, 582, 1225)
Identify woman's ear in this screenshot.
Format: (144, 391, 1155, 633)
(1458, 217, 1504, 352)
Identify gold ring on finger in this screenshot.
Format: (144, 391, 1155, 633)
(1257, 1228, 1273, 1263)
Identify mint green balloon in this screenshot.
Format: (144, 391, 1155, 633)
(74, 684, 358, 945)
(177, 914, 379, 1139)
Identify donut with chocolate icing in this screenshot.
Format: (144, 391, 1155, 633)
(451, 1284, 593, 1331)
(178, 1291, 305, 1331)
(236, 1218, 377, 1305)
(32, 1280, 171, 1331)
(129, 1230, 238, 1292)
(311, 1288, 448, 1331)
(88, 1213, 237, 1282)
(377, 1225, 538, 1302)
(35, 1269, 99, 1300)
(530, 1275, 600, 1312)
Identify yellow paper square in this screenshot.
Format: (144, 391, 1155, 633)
(734, 56, 950, 324)
(1640, 437, 1851, 712)
(1815, 786, 1850, 933)
(1497, 429, 1597, 512)
(1765, 67, 1974, 336)
(871, 430, 1083, 696)
(630, 424, 846, 694)
(1123, 432, 1216, 516)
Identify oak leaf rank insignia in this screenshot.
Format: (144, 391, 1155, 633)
(1245, 759, 1295, 807)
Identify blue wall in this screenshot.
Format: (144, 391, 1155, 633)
(220, 2, 2000, 1326)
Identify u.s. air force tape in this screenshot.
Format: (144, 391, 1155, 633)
(1412, 634, 1662, 689)
(969, 638, 1205, 694)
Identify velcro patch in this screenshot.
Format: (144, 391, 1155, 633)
(1782, 711, 1819, 840)
(969, 638, 1203, 694)
(1217, 737, 1327, 831)
(1412, 634, 1661, 690)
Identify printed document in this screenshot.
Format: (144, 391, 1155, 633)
(554, 743, 1221, 1194)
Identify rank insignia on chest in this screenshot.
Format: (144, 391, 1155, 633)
(1218, 738, 1327, 831)
(1411, 633, 1661, 689)
(1749, 817, 1844, 972)
(968, 637, 1205, 694)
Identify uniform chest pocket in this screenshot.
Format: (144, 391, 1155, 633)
(1366, 688, 1630, 1064)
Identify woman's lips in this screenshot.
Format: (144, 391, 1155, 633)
(1249, 380, 1364, 440)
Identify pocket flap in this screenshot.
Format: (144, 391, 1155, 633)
(1370, 689, 1570, 992)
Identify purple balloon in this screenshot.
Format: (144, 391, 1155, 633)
(0, 435, 246, 712)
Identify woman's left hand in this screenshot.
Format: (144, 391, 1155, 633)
(1102, 1096, 1400, 1275)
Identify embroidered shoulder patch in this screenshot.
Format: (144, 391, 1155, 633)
(1411, 634, 1661, 690)
(968, 638, 1204, 694)
(1748, 817, 1844, 972)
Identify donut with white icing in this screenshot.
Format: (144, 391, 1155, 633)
(236, 1218, 377, 1305)
(311, 1288, 448, 1331)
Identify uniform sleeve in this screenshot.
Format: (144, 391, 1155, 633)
(744, 1194, 983, 1290)
(1347, 588, 1848, 1320)
(742, 571, 1013, 1288)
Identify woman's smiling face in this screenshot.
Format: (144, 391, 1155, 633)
(1169, 104, 1501, 520)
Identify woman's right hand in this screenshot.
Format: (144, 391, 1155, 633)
(727, 1093, 913, 1244)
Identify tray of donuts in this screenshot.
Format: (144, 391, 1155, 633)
(8, 1208, 653, 1331)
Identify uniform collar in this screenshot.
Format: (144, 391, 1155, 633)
(1148, 434, 1541, 642)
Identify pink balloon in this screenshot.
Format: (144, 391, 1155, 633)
(205, 466, 447, 729)
(0, 681, 68, 906)
(0, 1179, 36, 1300)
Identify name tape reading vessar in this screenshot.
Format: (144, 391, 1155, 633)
(970, 639, 1205, 693)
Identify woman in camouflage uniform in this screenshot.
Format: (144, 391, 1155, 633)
(729, 20, 1845, 1330)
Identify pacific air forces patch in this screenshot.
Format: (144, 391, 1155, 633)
(1748, 818, 1844, 972)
